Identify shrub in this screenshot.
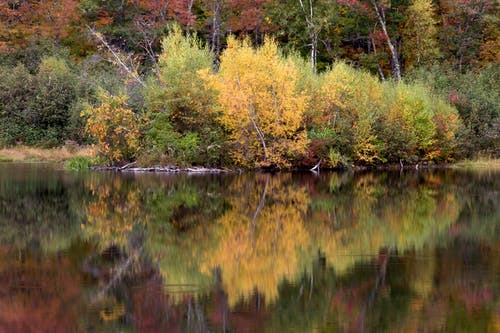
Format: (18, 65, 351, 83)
(380, 83, 436, 162)
(305, 62, 460, 165)
(143, 24, 228, 166)
(407, 65, 499, 157)
(0, 56, 81, 147)
(65, 156, 94, 170)
(308, 63, 383, 165)
(81, 91, 141, 164)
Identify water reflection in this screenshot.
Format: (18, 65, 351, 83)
(0, 164, 498, 332)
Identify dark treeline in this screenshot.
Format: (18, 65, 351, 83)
(0, 0, 498, 168)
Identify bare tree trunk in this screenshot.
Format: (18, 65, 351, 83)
(135, 20, 161, 80)
(210, 0, 223, 70)
(160, 0, 169, 22)
(370, 35, 385, 81)
(185, 0, 195, 38)
(298, 0, 318, 72)
(370, 0, 401, 80)
(88, 26, 145, 87)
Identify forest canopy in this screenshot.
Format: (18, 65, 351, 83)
(0, 0, 498, 168)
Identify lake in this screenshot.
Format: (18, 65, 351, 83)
(0, 163, 498, 332)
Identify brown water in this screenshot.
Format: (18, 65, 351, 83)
(0, 163, 499, 332)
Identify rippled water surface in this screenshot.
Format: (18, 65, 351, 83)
(0, 163, 499, 332)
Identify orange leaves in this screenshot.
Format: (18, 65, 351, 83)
(226, 0, 267, 34)
(0, 0, 80, 49)
(82, 92, 141, 163)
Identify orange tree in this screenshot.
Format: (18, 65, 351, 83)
(82, 91, 141, 164)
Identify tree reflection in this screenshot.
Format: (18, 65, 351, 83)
(0, 248, 84, 332)
(0, 165, 84, 252)
(0, 163, 499, 332)
(82, 174, 147, 249)
(200, 173, 311, 306)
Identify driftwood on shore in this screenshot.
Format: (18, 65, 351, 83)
(90, 164, 234, 174)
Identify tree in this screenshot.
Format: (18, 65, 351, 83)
(402, 0, 440, 69)
(207, 0, 224, 66)
(227, 0, 267, 45)
(265, 0, 341, 72)
(203, 37, 309, 168)
(439, 0, 494, 71)
(0, 0, 80, 51)
(144, 25, 227, 166)
(339, 0, 402, 80)
(368, 0, 401, 80)
(82, 91, 141, 163)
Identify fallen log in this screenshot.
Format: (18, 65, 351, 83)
(90, 165, 234, 173)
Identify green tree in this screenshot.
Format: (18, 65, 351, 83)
(0, 57, 81, 147)
(144, 25, 228, 166)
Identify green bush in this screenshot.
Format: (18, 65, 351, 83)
(0, 57, 82, 147)
(142, 25, 229, 166)
(65, 156, 94, 170)
(305, 62, 461, 165)
(407, 65, 499, 157)
(144, 113, 200, 166)
(380, 83, 436, 162)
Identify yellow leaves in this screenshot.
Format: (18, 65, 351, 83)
(317, 63, 383, 164)
(402, 0, 440, 68)
(82, 92, 141, 163)
(81, 176, 147, 249)
(200, 174, 310, 306)
(204, 37, 309, 168)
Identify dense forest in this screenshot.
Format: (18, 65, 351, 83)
(0, 0, 498, 168)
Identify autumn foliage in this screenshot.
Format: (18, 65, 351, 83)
(82, 92, 141, 164)
(1, 0, 497, 166)
(203, 37, 309, 168)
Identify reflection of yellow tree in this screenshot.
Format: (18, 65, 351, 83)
(309, 173, 460, 275)
(82, 175, 146, 249)
(147, 221, 218, 301)
(201, 174, 310, 306)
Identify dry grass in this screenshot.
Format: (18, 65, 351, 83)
(0, 145, 95, 162)
(453, 157, 500, 170)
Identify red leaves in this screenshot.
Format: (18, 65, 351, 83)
(0, 0, 80, 49)
(227, 0, 267, 33)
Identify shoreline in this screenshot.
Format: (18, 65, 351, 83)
(1, 146, 498, 172)
(88, 160, 500, 173)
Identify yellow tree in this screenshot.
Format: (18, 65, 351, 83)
(319, 63, 383, 165)
(402, 0, 441, 68)
(200, 174, 311, 306)
(203, 37, 309, 168)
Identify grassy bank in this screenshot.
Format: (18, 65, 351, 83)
(0, 145, 95, 162)
(453, 158, 500, 170)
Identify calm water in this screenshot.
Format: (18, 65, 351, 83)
(0, 163, 499, 333)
